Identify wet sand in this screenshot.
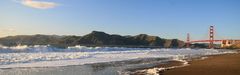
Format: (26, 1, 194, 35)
(129, 61, 183, 75)
(164, 53, 240, 75)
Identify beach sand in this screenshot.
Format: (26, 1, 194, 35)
(163, 53, 240, 75)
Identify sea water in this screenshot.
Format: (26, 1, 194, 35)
(0, 45, 235, 75)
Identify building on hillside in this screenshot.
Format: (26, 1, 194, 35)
(221, 40, 240, 47)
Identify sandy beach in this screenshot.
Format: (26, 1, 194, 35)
(164, 52, 240, 75)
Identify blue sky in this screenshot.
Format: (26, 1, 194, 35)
(0, 0, 240, 41)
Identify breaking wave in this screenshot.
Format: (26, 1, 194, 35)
(0, 45, 235, 69)
(0, 45, 149, 53)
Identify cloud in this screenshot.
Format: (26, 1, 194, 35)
(21, 0, 58, 9)
(0, 27, 17, 37)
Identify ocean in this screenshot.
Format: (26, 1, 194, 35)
(0, 45, 234, 75)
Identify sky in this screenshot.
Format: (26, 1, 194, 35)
(0, 0, 240, 41)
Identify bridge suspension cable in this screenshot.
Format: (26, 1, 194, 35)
(187, 25, 222, 49)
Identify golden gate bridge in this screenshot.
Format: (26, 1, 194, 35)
(186, 26, 240, 49)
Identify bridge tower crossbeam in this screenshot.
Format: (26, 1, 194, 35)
(209, 26, 214, 49)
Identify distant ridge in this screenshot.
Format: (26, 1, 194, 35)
(0, 31, 185, 48)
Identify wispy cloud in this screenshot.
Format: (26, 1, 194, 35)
(0, 26, 17, 37)
(21, 0, 58, 9)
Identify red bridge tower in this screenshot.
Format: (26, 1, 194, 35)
(209, 26, 214, 49)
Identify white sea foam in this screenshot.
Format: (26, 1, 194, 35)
(0, 45, 235, 69)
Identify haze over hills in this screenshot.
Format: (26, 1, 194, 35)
(0, 31, 185, 48)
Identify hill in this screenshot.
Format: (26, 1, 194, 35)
(0, 31, 185, 48)
(227, 42, 240, 49)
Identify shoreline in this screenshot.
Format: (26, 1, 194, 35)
(163, 52, 240, 75)
(162, 50, 240, 75)
(126, 60, 184, 75)
(0, 49, 237, 75)
(130, 50, 240, 75)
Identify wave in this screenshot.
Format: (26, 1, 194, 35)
(0, 45, 150, 53)
(0, 45, 236, 69)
